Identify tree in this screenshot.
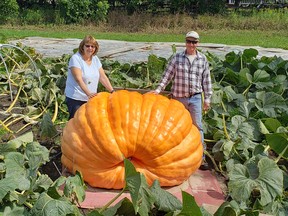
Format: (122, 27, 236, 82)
(57, 0, 109, 24)
(0, 0, 19, 24)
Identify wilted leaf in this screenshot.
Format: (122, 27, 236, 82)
(63, 171, 86, 203)
(2, 132, 34, 153)
(39, 113, 58, 139)
(31, 87, 45, 101)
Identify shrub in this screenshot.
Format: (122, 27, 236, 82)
(89, 0, 110, 22)
(168, 0, 226, 15)
(20, 9, 44, 25)
(57, 0, 109, 24)
(0, 0, 19, 24)
(198, 0, 226, 15)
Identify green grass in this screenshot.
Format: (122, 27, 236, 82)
(1, 9, 288, 50)
(2, 26, 287, 50)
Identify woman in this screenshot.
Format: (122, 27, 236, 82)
(64, 35, 114, 119)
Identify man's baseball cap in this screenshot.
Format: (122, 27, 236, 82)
(186, 31, 200, 40)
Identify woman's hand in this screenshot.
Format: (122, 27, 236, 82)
(88, 93, 97, 99)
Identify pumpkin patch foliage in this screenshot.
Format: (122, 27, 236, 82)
(0, 44, 287, 215)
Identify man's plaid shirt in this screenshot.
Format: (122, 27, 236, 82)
(156, 50, 213, 104)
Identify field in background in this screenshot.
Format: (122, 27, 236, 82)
(1, 9, 288, 49)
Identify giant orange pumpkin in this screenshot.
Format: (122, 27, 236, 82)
(61, 90, 203, 189)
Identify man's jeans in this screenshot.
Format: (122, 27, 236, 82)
(174, 94, 206, 158)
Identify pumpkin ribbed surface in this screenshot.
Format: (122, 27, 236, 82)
(61, 90, 203, 189)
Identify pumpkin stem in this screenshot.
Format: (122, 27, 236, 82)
(98, 186, 126, 213)
(204, 150, 222, 174)
(222, 114, 230, 140)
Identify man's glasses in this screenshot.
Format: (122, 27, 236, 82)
(186, 40, 198, 44)
(85, 45, 95, 48)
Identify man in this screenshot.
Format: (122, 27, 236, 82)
(152, 31, 213, 170)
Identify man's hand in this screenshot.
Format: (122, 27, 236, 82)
(149, 90, 159, 94)
(203, 101, 210, 111)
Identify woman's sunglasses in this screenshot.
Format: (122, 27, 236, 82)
(85, 45, 95, 48)
(186, 40, 198, 44)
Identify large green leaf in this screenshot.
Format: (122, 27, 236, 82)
(100, 198, 135, 216)
(32, 174, 53, 191)
(211, 88, 224, 104)
(238, 68, 251, 88)
(249, 69, 273, 90)
(254, 91, 287, 117)
(4, 152, 30, 190)
(0, 202, 28, 216)
(147, 54, 166, 80)
(221, 140, 235, 159)
(266, 57, 288, 74)
(224, 51, 241, 72)
(39, 113, 58, 139)
(251, 69, 270, 83)
(262, 198, 288, 216)
(120, 73, 145, 88)
(223, 86, 237, 102)
(238, 101, 254, 118)
(243, 48, 258, 60)
(266, 133, 288, 159)
(25, 142, 50, 173)
(262, 118, 282, 133)
(230, 115, 262, 141)
(272, 74, 287, 94)
(150, 180, 182, 212)
(228, 157, 283, 206)
(223, 67, 241, 86)
(0, 132, 34, 156)
(30, 192, 81, 216)
(255, 56, 287, 74)
(0, 176, 19, 202)
(236, 137, 259, 160)
(214, 201, 238, 216)
(124, 159, 155, 216)
(178, 191, 202, 216)
(256, 158, 284, 205)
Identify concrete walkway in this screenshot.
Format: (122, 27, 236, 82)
(9, 37, 288, 63)
(67, 169, 226, 214)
